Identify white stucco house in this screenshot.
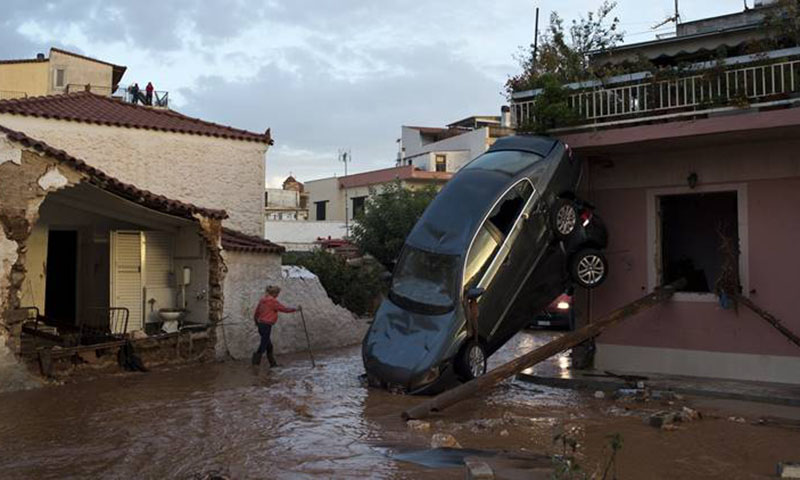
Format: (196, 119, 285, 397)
(0, 91, 364, 387)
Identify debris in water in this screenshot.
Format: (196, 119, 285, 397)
(431, 433, 462, 449)
(407, 420, 431, 432)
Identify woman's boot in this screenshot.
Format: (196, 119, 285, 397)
(251, 351, 262, 366)
(267, 350, 279, 367)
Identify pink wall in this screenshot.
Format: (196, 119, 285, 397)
(589, 174, 800, 358)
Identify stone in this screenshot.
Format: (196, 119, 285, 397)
(499, 429, 509, 437)
(407, 420, 431, 432)
(728, 416, 747, 423)
(464, 457, 494, 479)
(431, 433, 461, 449)
(594, 390, 605, 399)
(646, 411, 677, 428)
(778, 462, 800, 478)
(679, 406, 701, 422)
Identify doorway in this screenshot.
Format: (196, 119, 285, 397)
(45, 230, 78, 324)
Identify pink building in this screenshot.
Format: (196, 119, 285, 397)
(512, 5, 800, 384)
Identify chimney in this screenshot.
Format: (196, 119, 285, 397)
(36, 53, 45, 60)
(500, 105, 511, 128)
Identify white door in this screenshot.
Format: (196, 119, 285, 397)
(110, 231, 144, 333)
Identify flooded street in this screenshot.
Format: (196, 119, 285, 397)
(1, 330, 798, 479)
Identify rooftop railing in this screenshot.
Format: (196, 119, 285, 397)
(116, 84, 169, 108)
(511, 47, 800, 131)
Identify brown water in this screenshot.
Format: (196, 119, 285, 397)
(1, 331, 798, 479)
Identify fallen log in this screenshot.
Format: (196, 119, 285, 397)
(402, 280, 685, 420)
(735, 295, 800, 349)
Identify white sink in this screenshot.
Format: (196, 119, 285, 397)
(158, 309, 185, 322)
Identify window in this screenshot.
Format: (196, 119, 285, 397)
(315, 201, 328, 221)
(351, 196, 366, 219)
(464, 180, 534, 289)
(464, 150, 543, 176)
(55, 68, 65, 88)
(659, 191, 738, 293)
(390, 247, 459, 314)
(435, 154, 447, 172)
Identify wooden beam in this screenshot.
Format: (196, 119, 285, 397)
(402, 280, 685, 420)
(736, 294, 800, 349)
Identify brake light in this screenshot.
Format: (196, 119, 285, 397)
(556, 301, 570, 310)
(580, 210, 592, 227)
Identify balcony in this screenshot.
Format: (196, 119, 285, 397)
(510, 47, 800, 133)
(115, 84, 170, 108)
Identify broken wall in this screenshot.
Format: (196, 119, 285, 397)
(219, 253, 368, 359)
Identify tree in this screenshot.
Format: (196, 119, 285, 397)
(351, 181, 439, 268)
(506, 1, 624, 95)
(505, 2, 624, 132)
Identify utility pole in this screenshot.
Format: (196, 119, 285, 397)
(532, 6, 540, 72)
(674, 0, 681, 24)
(340, 149, 351, 237)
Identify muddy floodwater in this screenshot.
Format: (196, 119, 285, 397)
(1, 330, 798, 479)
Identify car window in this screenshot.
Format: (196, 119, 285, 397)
(391, 247, 459, 314)
(463, 150, 543, 176)
(463, 179, 535, 291)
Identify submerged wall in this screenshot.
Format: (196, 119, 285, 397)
(219, 254, 368, 359)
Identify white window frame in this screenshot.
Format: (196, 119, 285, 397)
(646, 183, 749, 303)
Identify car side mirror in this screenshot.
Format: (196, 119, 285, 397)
(466, 287, 485, 300)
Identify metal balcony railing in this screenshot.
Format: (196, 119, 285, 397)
(511, 47, 800, 130)
(116, 84, 169, 108)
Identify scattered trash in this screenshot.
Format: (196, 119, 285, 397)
(431, 433, 462, 449)
(661, 423, 683, 432)
(594, 390, 605, 399)
(646, 411, 677, 428)
(636, 380, 646, 389)
(778, 461, 800, 478)
(679, 406, 701, 422)
(464, 456, 494, 479)
(499, 429, 509, 437)
(728, 416, 747, 423)
(407, 420, 431, 432)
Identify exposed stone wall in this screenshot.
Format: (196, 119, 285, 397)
(219, 254, 368, 358)
(0, 146, 83, 391)
(0, 115, 267, 236)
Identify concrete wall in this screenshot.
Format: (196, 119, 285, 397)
(265, 221, 347, 250)
(401, 127, 489, 172)
(48, 50, 114, 95)
(0, 62, 49, 98)
(0, 115, 267, 236)
(266, 188, 300, 208)
(306, 177, 344, 221)
(587, 137, 800, 384)
(218, 255, 366, 358)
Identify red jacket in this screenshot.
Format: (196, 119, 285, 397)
(254, 295, 296, 325)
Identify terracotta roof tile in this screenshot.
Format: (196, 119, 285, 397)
(0, 123, 228, 221)
(222, 228, 284, 254)
(0, 92, 273, 144)
(337, 165, 452, 189)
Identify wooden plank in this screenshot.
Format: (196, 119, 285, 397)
(736, 295, 800, 349)
(402, 280, 684, 420)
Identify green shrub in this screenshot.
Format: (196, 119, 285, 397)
(283, 249, 385, 316)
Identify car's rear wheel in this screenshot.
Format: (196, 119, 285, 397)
(456, 341, 486, 381)
(552, 199, 578, 239)
(571, 249, 608, 289)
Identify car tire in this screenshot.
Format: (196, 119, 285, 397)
(455, 341, 486, 381)
(552, 199, 578, 240)
(571, 249, 608, 289)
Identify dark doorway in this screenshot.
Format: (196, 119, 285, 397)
(315, 201, 328, 221)
(45, 230, 78, 324)
(660, 191, 738, 293)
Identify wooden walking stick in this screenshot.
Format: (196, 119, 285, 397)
(298, 307, 316, 367)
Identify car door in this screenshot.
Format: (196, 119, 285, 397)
(462, 179, 538, 342)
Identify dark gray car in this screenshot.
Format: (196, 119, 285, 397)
(362, 135, 609, 394)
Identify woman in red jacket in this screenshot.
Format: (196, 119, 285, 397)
(252, 285, 299, 367)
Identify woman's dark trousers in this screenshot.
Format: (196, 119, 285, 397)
(252, 323, 277, 366)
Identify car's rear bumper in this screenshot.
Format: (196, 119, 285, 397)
(531, 312, 571, 328)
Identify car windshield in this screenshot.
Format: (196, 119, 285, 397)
(463, 150, 543, 176)
(391, 247, 459, 313)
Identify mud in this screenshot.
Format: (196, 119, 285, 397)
(0, 330, 797, 479)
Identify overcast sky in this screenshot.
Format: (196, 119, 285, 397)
(3, 0, 747, 186)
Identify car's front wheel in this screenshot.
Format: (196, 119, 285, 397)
(552, 198, 578, 239)
(571, 249, 608, 289)
(455, 341, 486, 381)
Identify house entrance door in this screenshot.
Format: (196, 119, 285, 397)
(44, 230, 78, 324)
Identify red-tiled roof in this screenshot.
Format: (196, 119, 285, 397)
(0, 124, 227, 221)
(0, 92, 273, 144)
(337, 165, 451, 189)
(222, 228, 285, 254)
